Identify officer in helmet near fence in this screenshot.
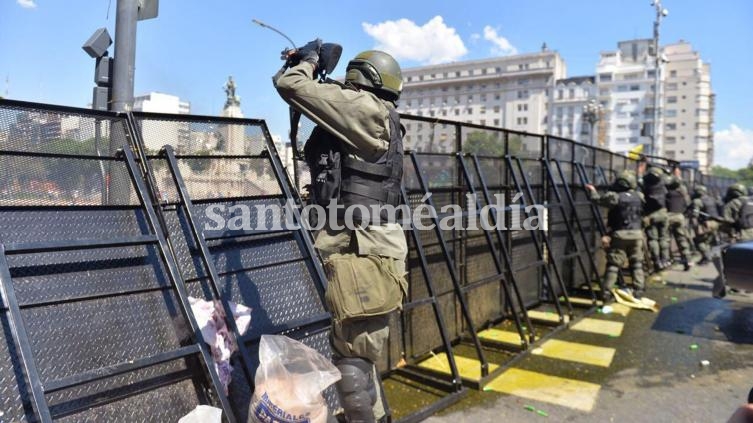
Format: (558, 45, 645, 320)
(690, 185, 720, 265)
(639, 161, 671, 272)
(586, 170, 646, 298)
(711, 183, 753, 298)
(274, 41, 406, 422)
(665, 167, 694, 270)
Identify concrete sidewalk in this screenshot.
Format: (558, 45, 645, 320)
(425, 262, 753, 423)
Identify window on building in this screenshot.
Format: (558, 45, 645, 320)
(666, 83, 678, 91)
(665, 136, 676, 144)
(494, 119, 500, 126)
(665, 150, 675, 159)
(599, 88, 610, 96)
(666, 123, 677, 131)
(480, 94, 487, 102)
(569, 89, 575, 99)
(669, 70, 677, 78)
(467, 107, 473, 114)
(519, 78, 529, 85)
(419, 75, 424, 81)
(480, 119, 486, 125)
(454, 109, 460, 116)
(599, 73, 613, 82)
(495, 67, 501, 73)
(629, 85, 640, 91)
(456, 71, 461, 77)
(557, 89, 563, 100)
(494, 94, 501, 101)
(467, 95, 474, 103)
(441, 110, 447, 116)
(429, 111, 435, 117)
(517, 90, 529, 99)
(617, 124, 628, 130)
(647, 69, 656, 78)
(665, 110, 677, 118)
(480, 106, 486, 114)
(629, 123, 640, 130)
(482, 68, 488, 75)
(629, 137, 639, 143)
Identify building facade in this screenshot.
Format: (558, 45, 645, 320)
(133, 92, 191, 151)
(399, 49, 566, 152)
(548, 76, 597, 145)
(661, 41, 714, 171)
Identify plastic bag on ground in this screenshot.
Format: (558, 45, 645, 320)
(178, 405, 222, 423)
(250, 335, 341, 423)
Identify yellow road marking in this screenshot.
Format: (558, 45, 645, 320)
(486, 368, 601, 412)
(478, 328, 525, 345)
(571, 317, 624, 337)
(417, 353, 499, 381)
(532, 339, 616, 367)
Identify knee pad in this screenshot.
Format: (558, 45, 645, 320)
(335, 358, 377, 423)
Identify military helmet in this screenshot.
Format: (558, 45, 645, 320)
(693, 185, 707, 196)
(615, 170, 637, 190)
(345, 50, 403, 101)
(727, 183, 747, 199)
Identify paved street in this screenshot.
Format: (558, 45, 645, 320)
(424, 262, 753, 423)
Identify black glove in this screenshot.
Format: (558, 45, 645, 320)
(283, 38, 322, 69)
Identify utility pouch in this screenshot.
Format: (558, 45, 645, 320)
(304, 127, 342, 207)
(324, 253, 406, 322)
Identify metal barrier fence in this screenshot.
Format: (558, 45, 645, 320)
(0, 99, 737, 421)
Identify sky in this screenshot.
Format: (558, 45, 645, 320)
(1, 0, 752, 169)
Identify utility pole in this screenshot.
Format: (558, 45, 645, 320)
(111, 0, 139, 112)
(651, 0, 668, 156)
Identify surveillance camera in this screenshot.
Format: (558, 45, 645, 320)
(660, 53, 669, 63)
(662, 8, 669, 16)
(650, 0, 656, 6)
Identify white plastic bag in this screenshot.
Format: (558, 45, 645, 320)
(178, 405, 222, 423)
(250, 335, 341, 423)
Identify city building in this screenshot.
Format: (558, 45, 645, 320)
(595, 39, 713, 171)
(133, 92, 191, 151)
(399, 47, 566, 152)
(661, 41, 714, 171)
(595, 39, 659, 155)
(548, 76, 598, 145)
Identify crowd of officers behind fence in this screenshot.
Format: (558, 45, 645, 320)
(585, 157, 753, 301)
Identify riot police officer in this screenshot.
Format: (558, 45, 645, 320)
(586, 170, 646, 297)
(665, 169, 693, 270)
(712, 183, 753, 298)
(690, 185, 720, 265)
(641, 164, 671, 271)
(275, 45, 406, 422)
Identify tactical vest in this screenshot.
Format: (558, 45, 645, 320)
(739, 197, 753, 230)
(607, 191, 642, 231)
(643, 176, 667, 214)
(666, 188, 687, 213)
(700, 195, 720, 220)
(304, 106, 403, 223)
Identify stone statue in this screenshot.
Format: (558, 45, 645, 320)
(224, 76, 240, 108)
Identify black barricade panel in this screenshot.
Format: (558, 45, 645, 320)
(0, 101, 230, 421)
(132, 112, 335, 418)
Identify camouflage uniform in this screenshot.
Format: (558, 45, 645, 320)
(712, 184, 753, 298)
(665, 175, 693, 268)
(690, 185, 720, 264)
(641, 166, 670, 270)
(589, 171, 646, 294)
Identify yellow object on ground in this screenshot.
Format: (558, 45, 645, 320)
(528, 309, 567, 324)
(571, 317, 624, 337)
(606, 303, 631, 317)
(611, 288, 659, 312)
(486, 368, 601, 412)
(417, 352, 499, 381)
(532, 339, 616, 367)
(478, 328, 526, 346)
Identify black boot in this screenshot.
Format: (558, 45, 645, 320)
(334, 358, 378, 423)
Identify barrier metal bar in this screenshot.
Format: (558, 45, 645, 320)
(409, 151, 490, 379)
(505, 156, 567, 323)
(459, 153, 532, 345)
(161, 145, 257, 390)
(546, 159, 603, 302)
(399, 183, 463, 392)
(0, 245, 53, 422)
(121, 147, 237, 422)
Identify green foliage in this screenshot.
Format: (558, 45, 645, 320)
(187, 149, 212, 173)
(712, 165, 753, 187)
(463, 130, 505, 156)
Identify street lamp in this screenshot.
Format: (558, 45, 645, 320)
(582, 98, 603, 146)
(650, 0, 668, 156)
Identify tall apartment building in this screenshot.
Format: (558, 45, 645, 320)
(399, 49, 566, 152)
(596, 39, 659, 155)
(662, 41, 714, 171)
(133, 92, 191, 151)
(596, 39, 714, 171)
(548, 76, 597, 145)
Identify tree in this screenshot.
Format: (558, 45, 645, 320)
(463, 130, 505, 156)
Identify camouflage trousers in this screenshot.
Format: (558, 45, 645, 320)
(644, 208, 669, 267)
(605, 230, 645, 291)
(667, 212, 692, 261)
(693, 220, 719, 261)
